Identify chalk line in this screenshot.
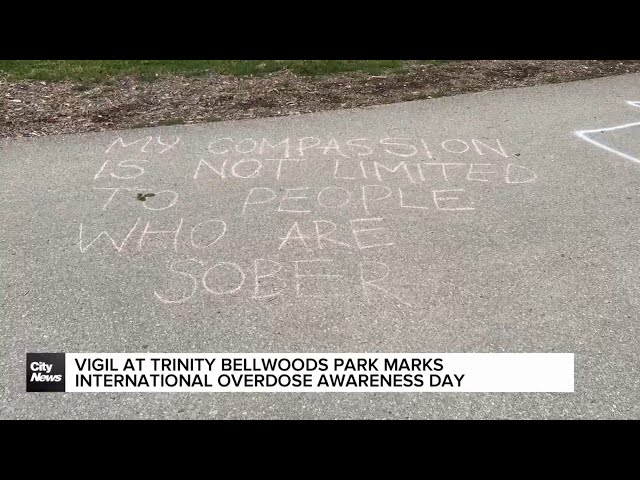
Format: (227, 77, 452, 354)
(574, 100, 640, 164)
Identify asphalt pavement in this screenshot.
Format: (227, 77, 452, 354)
(1, 73, 639, 419)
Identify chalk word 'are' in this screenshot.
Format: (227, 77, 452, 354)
(278, 218, 395, 251)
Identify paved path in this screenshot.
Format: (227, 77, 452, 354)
(2, 73, 639, 419)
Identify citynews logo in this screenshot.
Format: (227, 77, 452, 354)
(26, 353, 66, 392)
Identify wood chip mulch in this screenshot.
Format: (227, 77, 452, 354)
(2, 60, 640, 138)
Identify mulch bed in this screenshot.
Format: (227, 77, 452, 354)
(2, 60, 640, 138)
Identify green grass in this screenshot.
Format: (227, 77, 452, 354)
(0, 60, 446, 83)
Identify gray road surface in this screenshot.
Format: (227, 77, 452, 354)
(1, 73, 639, 419)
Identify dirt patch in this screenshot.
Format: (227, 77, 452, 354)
(2, 60, 640, 138)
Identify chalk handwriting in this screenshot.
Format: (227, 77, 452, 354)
(360, 261, 411, 308)
(202, 137, 511, 160)
(79, 134, 539, 311)
(79, 218, 142, 253)
(137, 218, 184, 253)
(190, 220, 227, 249)
(153, 257, 410, 306)
(104, 136, 180, 155)
(203, 262, 245, 295)
(292, 259, 345, 297)
(154, 258, 203, 304)
(96, 136, 180, 179)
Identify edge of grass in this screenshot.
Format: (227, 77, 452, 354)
(0, 60, 448, 84)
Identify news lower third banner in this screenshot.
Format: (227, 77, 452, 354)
(26, 353, 574, 393)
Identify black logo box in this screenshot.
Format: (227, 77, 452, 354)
(26, 353, 66, 392)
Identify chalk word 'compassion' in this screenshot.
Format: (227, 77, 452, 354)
(204, 137, 511, 159)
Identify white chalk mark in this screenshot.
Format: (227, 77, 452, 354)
(420, 139, 433, 159)
(278, 222, 312, 250)
(203, 262, 245, 295)
(334, 159, 356, 180)
(471, 139, 508, 158)
(432, 190, 474, 211)
(236, 138, 257, 154)
(94, 157, 113, 180)
(322, 138, 351, 158)
(278, 187, 311, 214)
(360, 261, 411, 308)
(575, 124, 640, 164)
(208, 138, 233, 154)
(350, 218, 395, 250)
(154, 258, 202, 304)
(317, 186, 351, 208)
(380, 138, 418, 157)
(98, 138, 154, 178)
(104, 136, 153, 154)
(79, 218, 141, 253)
(441, 139, 470, 154)
(346, 138, 373, 156)
(360, 160, 368, 178)
(574, 100, 640, 164)
(298, 137, 321, 156)
(260, 138, 290, 158)
(374, 160, 416, 183)
(93, 187, 124, 210)
(253, 259, 286, 300)
(190, 219, 226, 249)
(314, 220, 353, 250)
(399, 188, 429, 209)
(361, 185, 392, 215)
(231, 159, 263, 178)
(421, 163, 465, 182)
(137, 218, 184, 253)
(193, 158, 227, 180)
(242, 187, 277, 214)
(140, 137, 153, 153)
(505, 164, 537, 184)
(467, 164, 496, 182)
(157, 136, 180, 154)
(265, 158, 304, 180)
(110, 159, 149, 180)
(142, 190, 179, 211)
(292, 259, 344, 297)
